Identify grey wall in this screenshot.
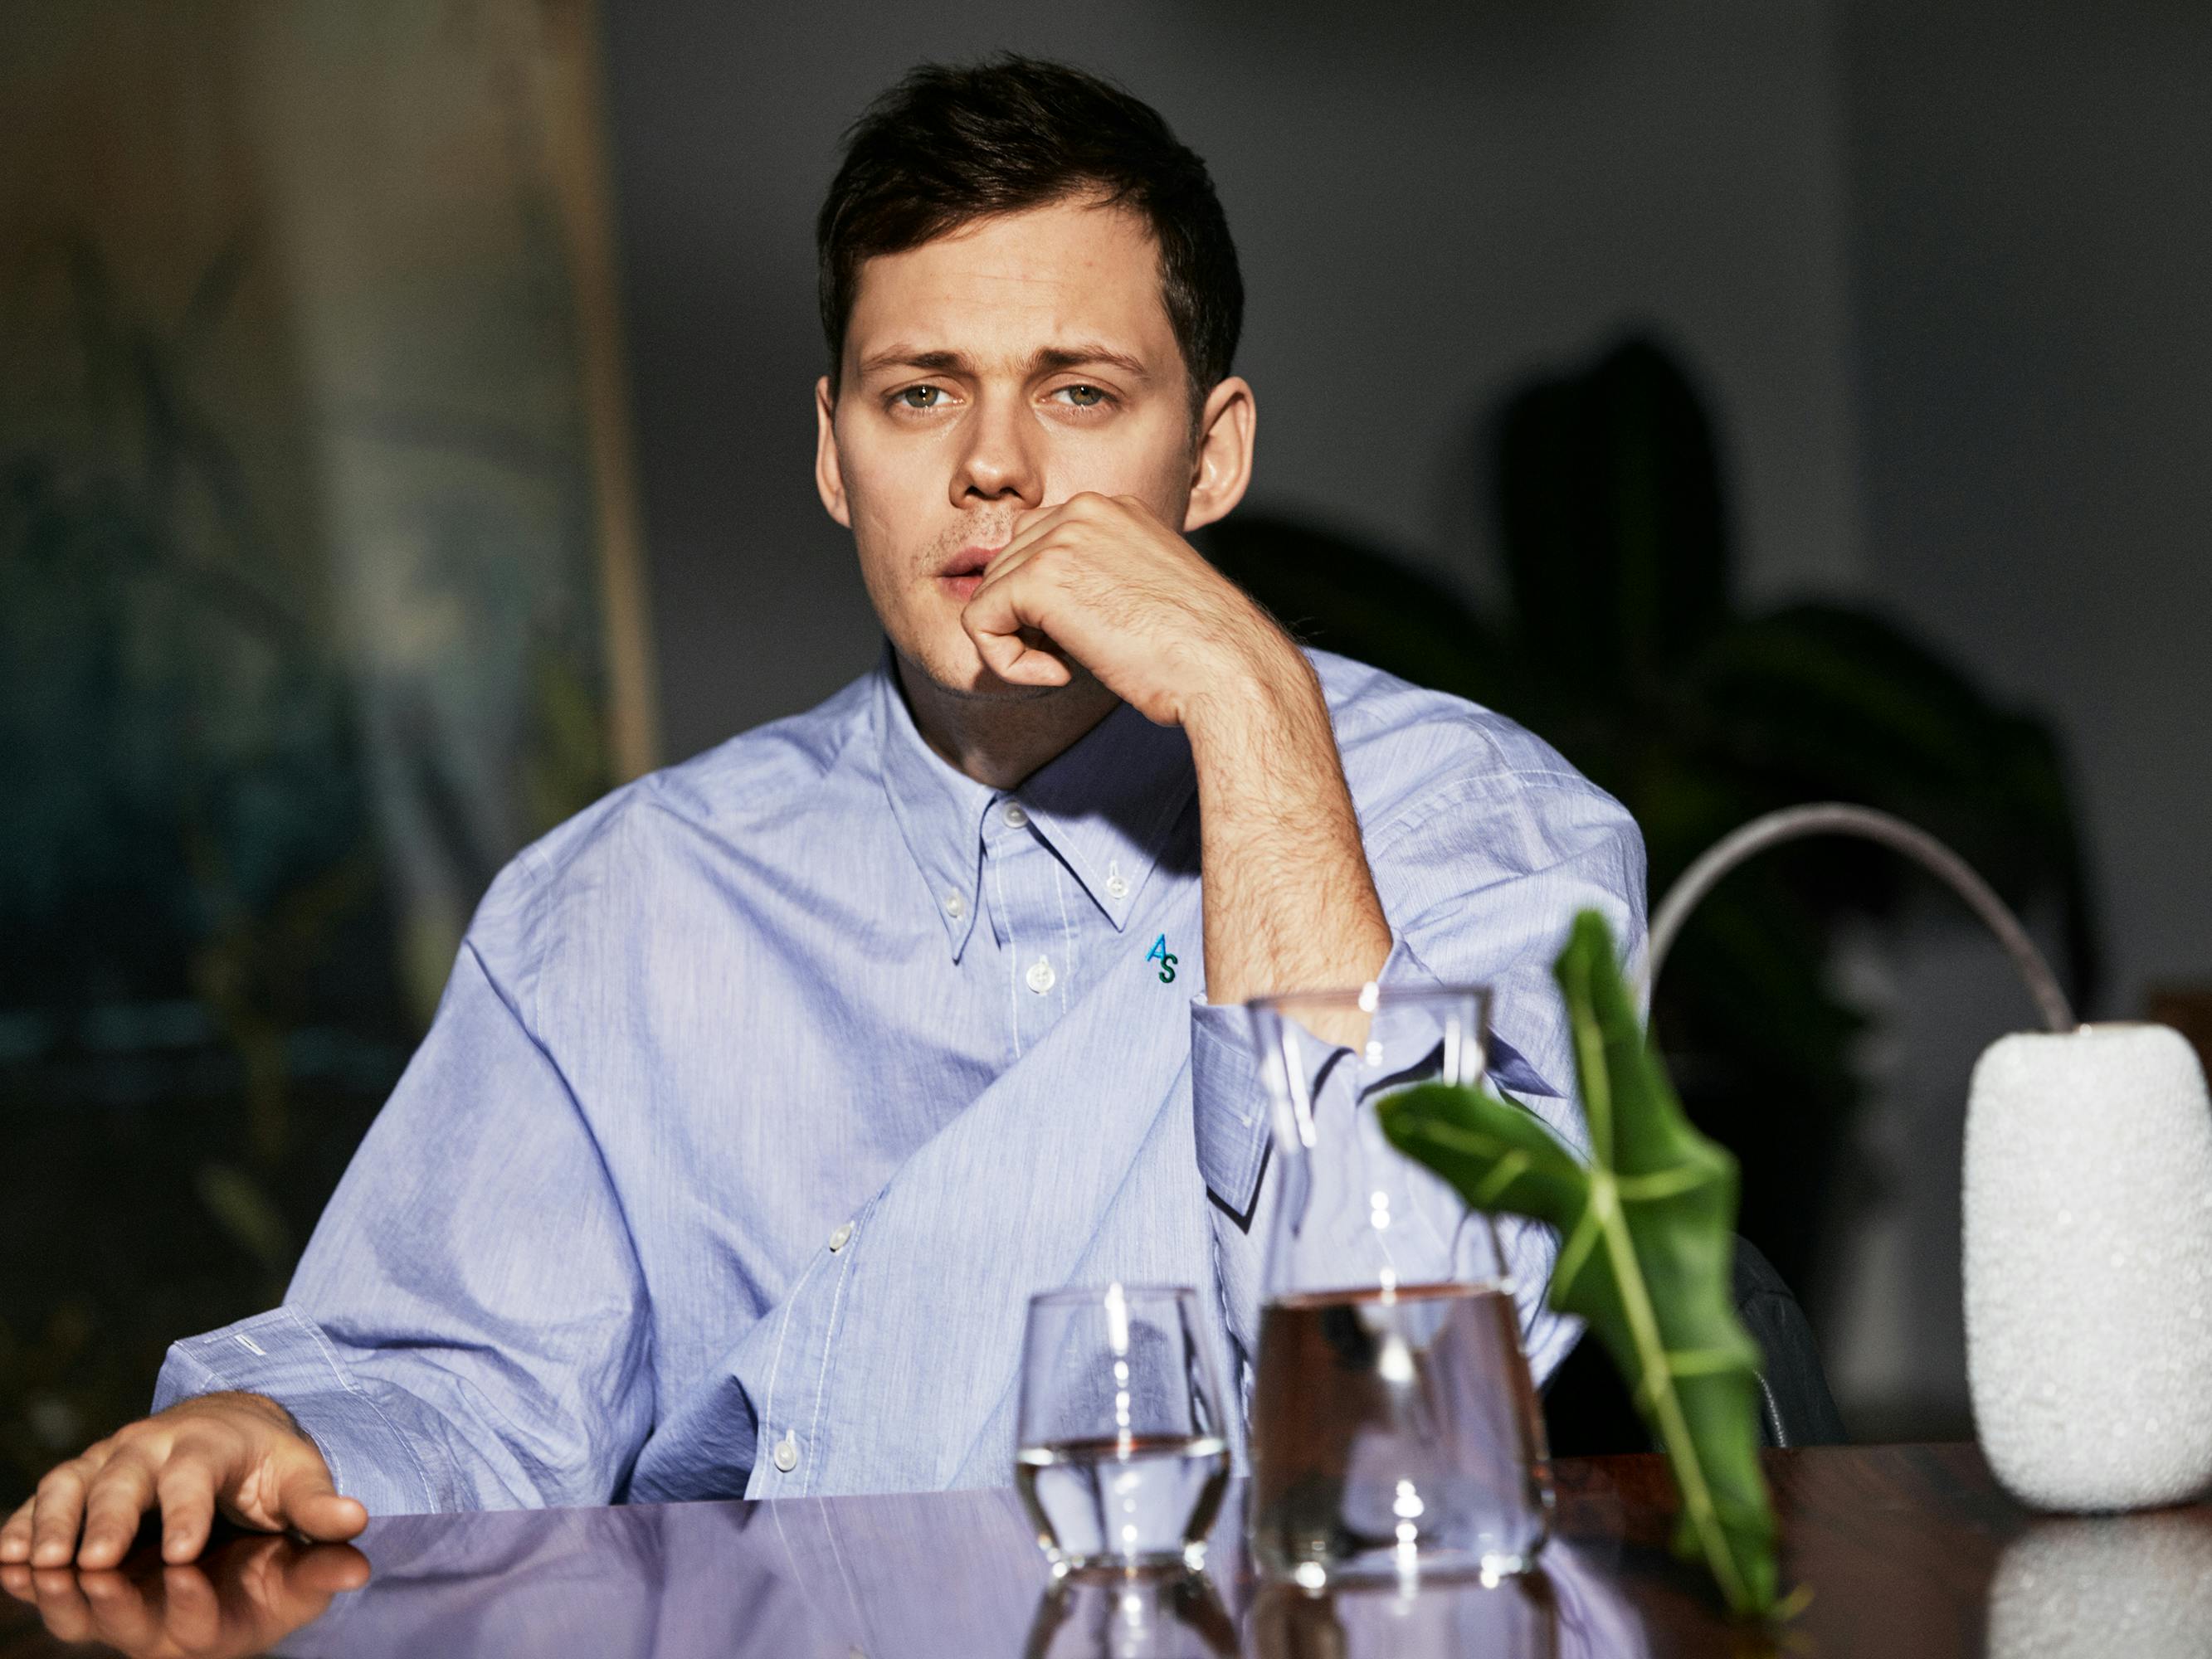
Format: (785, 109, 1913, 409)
(601, 1, 1864, 761)
(1818, 0, 2212, 1435)
(600, 3, 2212, 1438)
(1846, 0, 2212, 1019)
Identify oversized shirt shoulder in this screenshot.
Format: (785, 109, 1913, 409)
(153, 649, 1644, 1515)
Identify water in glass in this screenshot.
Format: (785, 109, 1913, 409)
(1243, 983, 1553, 1584)
(1016, 1283, 1230, 1574)
(1248, 1282, 1548, 1580)
(1017, 1434, 1230, 1571)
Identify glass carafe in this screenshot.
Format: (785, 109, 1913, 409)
(1244, 983, 1552, 1585)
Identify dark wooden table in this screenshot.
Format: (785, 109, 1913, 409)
(6, 1443, 2205, 1657)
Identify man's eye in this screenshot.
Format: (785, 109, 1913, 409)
(895, 386, 947, 411)
(1054, 384, 1110, 408)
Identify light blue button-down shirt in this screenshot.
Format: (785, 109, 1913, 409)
(152, 647, 1644, 1515)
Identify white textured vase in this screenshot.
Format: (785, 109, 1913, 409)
(1965, 1023, 2212, 1511)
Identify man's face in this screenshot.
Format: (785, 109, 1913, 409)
(816, 197, 1216, 698)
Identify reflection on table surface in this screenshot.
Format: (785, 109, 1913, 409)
(0, 1479, 1642, 1659)
(12, 1447, 2212, 1658)
(1985, 1507, 2212, 1659)
(0, 1533, 365, 1659)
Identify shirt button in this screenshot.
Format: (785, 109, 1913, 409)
(1026, 957, 1056, 995)
(1002, 802, 1029, 829)
(1106, 874, 1129, 900)
(943, 893, 965, 919)
(772, 1430, 799, 1473)
(828, 1221, 854, 1252)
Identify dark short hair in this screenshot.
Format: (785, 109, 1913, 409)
(816, 56, 1243, 419)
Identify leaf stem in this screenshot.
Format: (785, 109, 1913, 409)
(1572, 995, 1753, 1614)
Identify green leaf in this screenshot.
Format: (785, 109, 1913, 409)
(1379, 909, 1780, 1617)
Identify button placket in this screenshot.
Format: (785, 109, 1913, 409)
(987, 808, 1098, 1054)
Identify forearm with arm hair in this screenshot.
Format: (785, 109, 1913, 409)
(1186, 647, 1391, 1037)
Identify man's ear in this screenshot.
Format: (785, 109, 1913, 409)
(815, 376, 851, 528)
(1182, 375, 1256, 533)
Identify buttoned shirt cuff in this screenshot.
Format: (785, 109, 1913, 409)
(1188, 998, 1269, 1227)
(1191, 936, 1582, 1379)
(152, 1306, 439, 1518)
(1190, 932, 1458, 1224)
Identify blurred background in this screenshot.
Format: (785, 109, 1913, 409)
(5, 0, 2210, 1501)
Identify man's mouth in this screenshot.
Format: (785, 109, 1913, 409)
(935, 545, 1003, 603)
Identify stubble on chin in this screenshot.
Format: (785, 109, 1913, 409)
(893, 636, 1072, 706)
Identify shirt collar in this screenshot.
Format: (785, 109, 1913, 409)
(875, 654, 996, 960)
(872, 649, 1196, 961)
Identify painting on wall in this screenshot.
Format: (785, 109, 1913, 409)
(0, 0, 655, 1497)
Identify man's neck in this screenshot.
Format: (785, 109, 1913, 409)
(894, 652, 1121, 791)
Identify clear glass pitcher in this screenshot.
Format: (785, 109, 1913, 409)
(1243, 983, 1552, 1585)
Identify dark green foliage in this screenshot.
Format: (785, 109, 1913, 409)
(1202, 334, 2093, 1309)
(0, 236, 407, 1503)
(0, 1063, 392, 1505)
(2, 225, 617, 1506)
(1383, 912, 1778, 1616)
(0, 232, 379, 1014)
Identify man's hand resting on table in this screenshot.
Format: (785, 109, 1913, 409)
(0, 1392, 367, 1567)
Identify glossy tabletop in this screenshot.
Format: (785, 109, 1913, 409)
(7, 1444, 2210, 1657)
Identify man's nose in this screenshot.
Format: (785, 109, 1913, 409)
(950, 391, 1042, 508)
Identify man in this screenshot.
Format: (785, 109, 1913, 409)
(3, 56, 1641, 1570)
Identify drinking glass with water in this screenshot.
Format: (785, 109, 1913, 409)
(1016, 1283, 1230, 1574)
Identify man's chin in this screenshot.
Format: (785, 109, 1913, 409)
(919, 666, 1065, 704)
(894, 642, 1078, 706)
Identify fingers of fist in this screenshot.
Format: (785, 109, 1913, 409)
(962, 494, 1201, 680)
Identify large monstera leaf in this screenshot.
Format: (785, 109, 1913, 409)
(1379, 910, 1780, 1617)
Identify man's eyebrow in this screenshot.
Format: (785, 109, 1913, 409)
(854, 343, 1154, 380)
(1030, 343, 1153, 380)
(856, 346, 968, 376)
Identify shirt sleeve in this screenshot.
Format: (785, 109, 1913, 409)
(152, 861, 655, 1515)
(1192, 765, 1646, 1394)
